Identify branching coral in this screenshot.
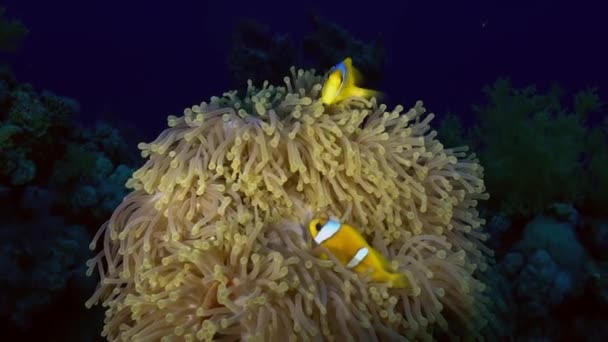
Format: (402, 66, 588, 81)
(86, 67, 493, 340)
(473, 78, 587, 216)
(8, 87, 53, 137)
(0, 7, 28, 53)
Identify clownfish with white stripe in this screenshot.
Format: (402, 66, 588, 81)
(320, 57, 383, 105)
(308, 217, 409, 288)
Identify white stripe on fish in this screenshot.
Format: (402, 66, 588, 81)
(346, 247, 369, 268)
(314, 219, 341, 245)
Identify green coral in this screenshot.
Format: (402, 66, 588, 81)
(0, 123, 23, 149)
(11, 157, 35, 185)
(0, 7, 28, 52)
(0, 142, 36, 185)
(584, 117, 608, 214)
(587, 151, 608, 212)
(473, 78, 587, 216)
(440, 81, 605, 216)
(8, 89, 52, 137)
(40, 90, 80, 125)
(51, 145, 98, 185)
(436, 112, 469, 148)
(574, 87, 603, 118)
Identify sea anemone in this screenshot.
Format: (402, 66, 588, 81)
(86, 67, 492, 341)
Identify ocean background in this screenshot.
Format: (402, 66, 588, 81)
(5, 0, 607, 136)
(1, 0, 607, 340)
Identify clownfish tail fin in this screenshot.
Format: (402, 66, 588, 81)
(389, 272, 410, 289)
(348, 86, 383, 101)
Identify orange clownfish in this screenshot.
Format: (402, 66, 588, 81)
(308, 217, 409, 288)
(320, 57, 382, 105)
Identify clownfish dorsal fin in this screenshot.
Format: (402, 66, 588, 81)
(341, 57, 353, 86)
(343, 57, 365, 85)
(330, 62, 347, 98)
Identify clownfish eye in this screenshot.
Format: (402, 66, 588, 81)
(315, 221, 323, 230)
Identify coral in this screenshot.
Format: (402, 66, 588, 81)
(588, 260, 608, 307)
(49, 140, 133, 219)
(501, 252, 524, 277)
(94, 155, 114, 181)
(40, 90, 80, 125)
(573, 87, 602, 118)
(227, 19, 297, 90)
(486, 208, 600, 339)
(95, 164, 133, 215)
(51, 145, 99, 185)
(546, 202, 579, 225)
(436, 113, 469, 149)
(72, 185, 99, 208)
(10, 157, 36, 185)
(303, 12, 385, 85)
(516, 216, 588, 279)
(91, 123, 129, 162)
(0, 7, 28, 53)
(514, 249, 573, 317)
(0, 148, 18, 178)
(480, 264, 515, 339)
(2, 84, 79, 142)
(473, 78, 587, 216)
(86, 67, 492, 340)
(490, 248, 570, 339)
(583, 116, 608, 214)
(0, 69, 137, 339)
(52, 144, 114, 184)
(8, 88, 53, 137)
(582, 219, 608, 260)
(586, 149, 608, 211)
(0, 122, 23, 148)
(485, 212, 511, 251)
(226, 13, 386, 91)
(20, 185, 53, 216)
(443, 81, 605, 217)
(0, 216, 91, 328)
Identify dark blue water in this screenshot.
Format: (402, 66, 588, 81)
(4, 0, 606, 137)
